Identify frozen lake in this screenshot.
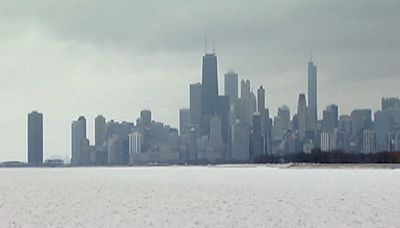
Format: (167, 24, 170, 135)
(0, 166, 399, 227)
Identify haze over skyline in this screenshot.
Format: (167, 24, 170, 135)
(1, 0, 399, 161)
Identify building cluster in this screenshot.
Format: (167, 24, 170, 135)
(70, 110, 180, 166)
(25, 51, 400, 165)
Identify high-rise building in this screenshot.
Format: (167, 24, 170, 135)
(140, 110, 152, 126)
(217, 95, 230, 156)
(201, 53, 219, 136)
(71, 116, 87, 166)
(272, 106, 290, 140)
(322, 104, 338, 133)
(95, 115, 106, 148)
(251, 113, 264, 159)
(209, 115, 223, 152)
(250, 92, 257, 123)
(240, 79, 253, 126)
(334, 128, 351, 152)
(179, 108, 191, 135)
(382, 97, 400, 111)
(224, 71, 238, 104)
(257, 86, 265, 114)
(190, 83, 202, 127)
(278, 106, 290, 132)
(308, 60, 318, 130)
(108, 134, 122, 165)
(27, 111, 43, 165)
(297, 93, 308, 140)
(339, 115, 353, 135)
(240, 79, 251, 99)
(283, 130, 300, 154)
(232, 120, 250, 161)
(129, 132, 142, 164)
(351, 109, 372, 150)
(362, 130, 376, 154)
(320, 132, 334, 152)
(374, 110, 393, 151)
(386, 131, 400, 152)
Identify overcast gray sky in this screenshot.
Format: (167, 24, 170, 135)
(0, 0, 399, 161)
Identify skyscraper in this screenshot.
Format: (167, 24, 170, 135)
(240, 79, 252, 126)
(209, 115, 223, 152)
(71, 116, 87, 166)
(251, 112, 264, 159)
(179, 108, 191, 135)
(129, 132, 142, 164)
(201, 53, 218, 136)
(257, 86, 265, 114)
(362, 130, 377, 154)
(190, 83, 202, 127)
(217, 95, 230, 153)
(224, 71, 238, 104)
(351, 109, 372, 149)
(140, 110, 152, 126)
(322, 104, 339, 133)
(27, 111, 43, 165)
(232, 120, 250, 162)
(308, 60, 317, 130)
(95, 115, 106, 148)
(297, 94, 308, 140)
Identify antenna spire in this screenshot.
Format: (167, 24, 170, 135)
(204, 29, 208, 54)
(212, 33, 215, 54)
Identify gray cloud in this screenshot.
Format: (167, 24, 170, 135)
(0, 0, 399, 161)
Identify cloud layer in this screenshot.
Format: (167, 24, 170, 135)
(0, 0, 399, 161)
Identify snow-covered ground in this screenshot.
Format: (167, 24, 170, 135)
(0, 167, 399, 227)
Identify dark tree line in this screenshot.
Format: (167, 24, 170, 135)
(254, 150, 400, 163)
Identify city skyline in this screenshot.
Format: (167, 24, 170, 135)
(20, 49, 400, 165)
(1, 1, 400, 161)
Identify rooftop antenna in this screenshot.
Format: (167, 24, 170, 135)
(310, 47, 313, 62)
(212, 33, 215, 54)
(204, 29, 208, 54)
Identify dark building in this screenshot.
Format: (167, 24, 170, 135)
(308, 60, 317, 130)
(28, 111, 43, 165)
(374, 110, 393, 151)
(179, 108, 191, 135)
(250, 113, 264, 159)
(257, 86, 266, 114)
(190, 83, 202, 127)
(322, 104, 338, 133)
(71, 116, 87, 166)
(140, 110, 152, 126)
(95, 115, 106, 147)
(382, 97, 400, 111)
(201, 53, 219, 136)
(297, 93, 308, 140)
(217, 95, 230, 159)
(351, 109, 372, 151)
(224, 71, 238, 104)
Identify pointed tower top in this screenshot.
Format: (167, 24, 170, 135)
(212, 33, 215, 54)
(204, 29, 208, 54)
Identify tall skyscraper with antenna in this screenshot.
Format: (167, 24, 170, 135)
(201, 34, 219, 136)
(308, 57, 317, 131)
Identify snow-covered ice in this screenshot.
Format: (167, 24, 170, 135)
(0, 166, 399, 227)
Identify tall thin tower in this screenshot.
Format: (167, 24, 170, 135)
(28, 111, 43, 165)
(201, 39, 219, 136)
(308, 58, 317, 130)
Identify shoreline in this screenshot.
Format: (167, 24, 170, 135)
(1, 163, 400, 169)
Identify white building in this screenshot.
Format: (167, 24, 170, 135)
(362, 130, 376, 154)
(129, 132, 142, 165)
(320, 132, 336, 152)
